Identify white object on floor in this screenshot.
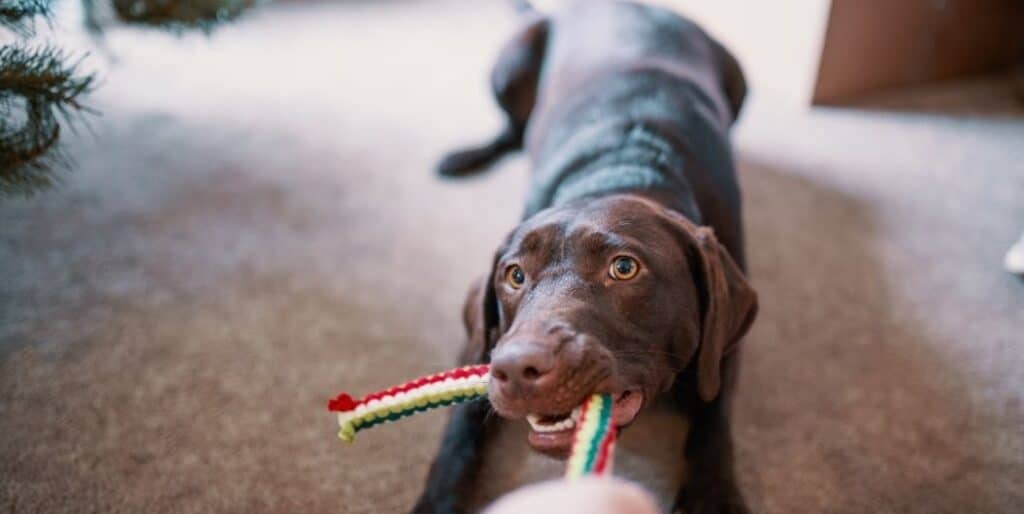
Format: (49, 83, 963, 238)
(1005, 231, 1024, 275)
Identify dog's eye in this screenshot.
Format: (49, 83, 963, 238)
(506, 265, 526, 288)
(609, 256, 639, 280)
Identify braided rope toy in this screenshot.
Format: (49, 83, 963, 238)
(327, 364, 617, 478)
(565, 393, 616, 478)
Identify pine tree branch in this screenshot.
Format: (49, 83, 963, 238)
(0, 0, 52, 37)
(1, 0, 261, 196)
(0, 45, 94, 112)
(1, 44, 96, 196)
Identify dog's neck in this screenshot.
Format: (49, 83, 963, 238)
(523, 120, 702, 222)
(551, 164, 668, 205)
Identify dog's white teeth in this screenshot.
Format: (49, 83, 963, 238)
(571, 406, 582, 423)
(526, 414, 544, 432)
(526, 413, 575, 433)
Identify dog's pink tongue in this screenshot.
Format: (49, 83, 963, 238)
(612, 391, 644, 426)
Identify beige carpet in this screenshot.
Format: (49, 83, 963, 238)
(2, 1, 1022, 513)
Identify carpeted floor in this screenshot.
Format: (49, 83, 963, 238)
(1, 1, 1022, 513)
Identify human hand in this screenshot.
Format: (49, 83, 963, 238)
(484, 477, 659, 514)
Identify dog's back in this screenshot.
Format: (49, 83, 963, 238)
(528, 0, 743, 135)
(522, 1, 749, 265)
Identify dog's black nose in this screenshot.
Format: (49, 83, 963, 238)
(490, 342, 555, 389)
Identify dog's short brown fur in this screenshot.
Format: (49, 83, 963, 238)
(415, 2, 757, 513)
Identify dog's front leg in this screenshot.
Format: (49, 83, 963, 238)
(674, 356, 750, 514)
(411, 399, 492, 514)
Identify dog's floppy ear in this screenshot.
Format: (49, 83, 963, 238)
(458, 255, 502, 365)
(689, 226, 758, 402)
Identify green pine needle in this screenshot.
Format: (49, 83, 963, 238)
(0, 0, 52, 37)
(1, 44, 96, 197)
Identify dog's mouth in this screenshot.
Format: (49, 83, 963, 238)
(525, 389, 644, 458)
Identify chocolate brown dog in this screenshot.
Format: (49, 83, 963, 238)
(415, 2, 757, 513)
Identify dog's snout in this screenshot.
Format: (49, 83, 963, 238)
(490, 342, 555, 388)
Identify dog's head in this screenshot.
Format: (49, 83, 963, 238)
(462, 194, 757, 457)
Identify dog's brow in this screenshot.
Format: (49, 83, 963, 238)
(521, 231, 544, 253)
(576, 229, 628, 255)
(514, 224, 561, 259)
